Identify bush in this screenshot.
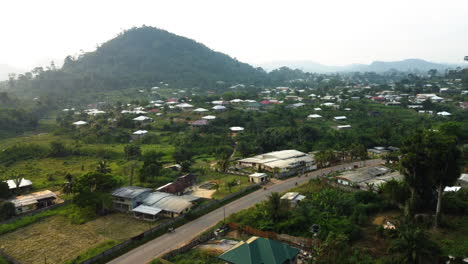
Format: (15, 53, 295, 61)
(0, 144, 48, 165)
(0, 202, 16, 221)
(0, 182, 11, 199)
(442, 189, 468, 215)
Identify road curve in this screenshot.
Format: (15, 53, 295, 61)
(108, 159, 383, 264)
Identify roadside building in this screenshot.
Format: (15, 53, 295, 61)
(237, 150, 315, 178)
(111, 186, 152, 212)
(157, 174, 197, 195)
(9, 190, 57, 215)
(335, 165, 403, 191)
(218, 236, 300, 264)
(248, 172, 269, 184)
(280, 192, 306, 208)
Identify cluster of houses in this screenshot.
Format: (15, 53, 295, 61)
(2, 178, 59, 215)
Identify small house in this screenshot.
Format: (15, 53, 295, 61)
(248, 173, 269, 184)
(10, 190, 57, 215)
(280, 192, 306, 207)
(4, 178, 32, 191)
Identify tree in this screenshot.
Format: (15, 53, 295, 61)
(0, 202, 16, 220)
(72, 172, 121, 213)
(124, 144, 141, 160)
(49, 141, 68, 157)
(389, 225, 441, 264)
(226, 180, 237, 193)
(216, 146, 233, 173)
(425, 132, 461, 228)
(265, 192, 286, 221)
(139, 151, 163, 183)
(399, 131, 433, 217)
(62, 173, 74, 194)
(0, 181, 11, 199)
(96, 160, 112, 174)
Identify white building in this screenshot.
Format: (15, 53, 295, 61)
(238, 150, 315, 178)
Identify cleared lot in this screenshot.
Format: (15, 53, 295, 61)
(0, 213, 161, 264)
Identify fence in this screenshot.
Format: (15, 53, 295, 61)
(0, 200, 71, 226)
(77, 184, 260, 264)
(0, 249, 22, 264)
(227, 222, 316, 250)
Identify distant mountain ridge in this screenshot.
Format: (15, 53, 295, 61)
(260, 59, 462, 73)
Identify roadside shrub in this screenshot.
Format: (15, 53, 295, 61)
(0, 182, 11, 199)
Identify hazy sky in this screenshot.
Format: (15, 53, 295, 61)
(1, 0, 468, 70)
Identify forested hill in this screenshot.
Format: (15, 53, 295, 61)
(62, 26, 266, 88)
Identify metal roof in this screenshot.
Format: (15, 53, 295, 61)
(132, 205, 162, 215)
(143, 193, 193, 214)
(4, 179, 32, 189)
(111, 186, 152, 199)
(218, 236, 299, 264)
(10, 190, 56, 207)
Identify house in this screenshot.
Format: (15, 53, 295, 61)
(202, 115, 216, 120)
(367, 147, 390, 158)
(218, 236, 300, 264)
(4, 178, 32, 191)
(336, 125, 352, 130)
(458, 174, 468, 187)
(133, 191, 197, 219)
(133, 116, 153, 122)
(280, 192, 306, 207)
(132, 130, 148, 140)
(248, 173, 269, 184)
(111, 186, 152, 212)
(246, 102, 262, 111)
(189, 119, 209, 127)
(230, 126, 244, 132)
(437, 111, 452, 116)
(237, 150, 315, 178)
(307, 114, 322, 119)
(213, 105, 227, 111)
(157, 174, 197, 195)
(72, 121, 88, 126)
(10, 190, 57, 215)
(333, 116, 347, 121)
(335, 165, 403, 191)
(175, 103, 194, 111)
(193, 108, 209, 113)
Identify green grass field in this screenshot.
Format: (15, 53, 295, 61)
(0, 213, 163, 264)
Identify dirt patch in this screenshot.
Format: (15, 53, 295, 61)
(0, 213, 161, 264)
(196, 240, 238, 254)
(371, 210, 401, 226)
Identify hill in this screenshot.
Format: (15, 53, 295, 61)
(261, 59, 461, 73)
(62, 26, 266, 89)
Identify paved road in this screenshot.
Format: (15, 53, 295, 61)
(108, 159, 383, 264)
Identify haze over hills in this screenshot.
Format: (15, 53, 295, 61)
(260, 59, 463, 73)
(0, 64, 24, 81)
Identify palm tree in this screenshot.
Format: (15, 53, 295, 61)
(266, 192, 286, 221)
(389, 225, 441, 264)
(62, 173, 74, 194)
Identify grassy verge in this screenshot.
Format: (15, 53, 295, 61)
(0, 204, 71, 235)
(0, 256, 11, 264)
(64, 240, 119, 264)
(154, 249, 224, 264)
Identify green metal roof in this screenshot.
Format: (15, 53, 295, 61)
(218, 236, 300, 264)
